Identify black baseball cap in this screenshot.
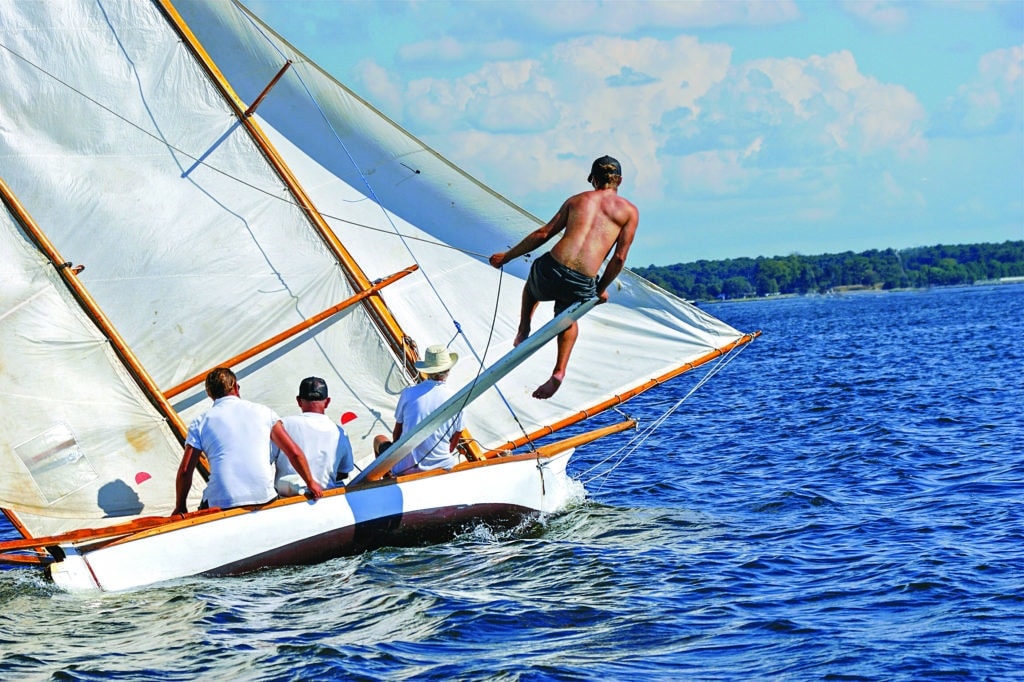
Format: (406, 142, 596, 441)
(588, 155, 622, 183)
(298, 376, 329, 401)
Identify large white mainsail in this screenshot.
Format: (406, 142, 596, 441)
(173, 0, 747, 450)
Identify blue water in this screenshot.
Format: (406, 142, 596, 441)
(2, 284, 1022, 680)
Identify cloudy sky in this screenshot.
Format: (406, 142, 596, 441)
(247, 0, 1023, 266)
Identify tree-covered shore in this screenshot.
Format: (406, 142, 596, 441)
(633, 241, 1024, 301)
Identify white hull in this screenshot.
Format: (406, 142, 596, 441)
(48, 453, 576, 593)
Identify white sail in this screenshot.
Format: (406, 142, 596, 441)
(0, 1, 411, 455)
(0, 0, 747, 542)
(0, 194, 204, 537)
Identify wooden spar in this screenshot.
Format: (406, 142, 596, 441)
(492, 331, 761, 453)
(157, 1, 418, 374)
(0, 177, 188, 443)
(523, 418, 636, 458)
(1, 508, 33, 542)
(163, 265, 418, 399)
(243, 60, 291, 117)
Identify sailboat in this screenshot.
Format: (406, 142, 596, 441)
(0, 0, 757, 592)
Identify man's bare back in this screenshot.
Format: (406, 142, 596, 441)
(489, 155, 639, 399)
(549, 189, 638, 279)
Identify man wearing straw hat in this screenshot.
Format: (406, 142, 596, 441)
(489, 155, 639, 399)
(373, 344, 465, 476)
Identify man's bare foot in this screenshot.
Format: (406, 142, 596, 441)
(532, 373, 563, 399)
(513, 330, 529, 347)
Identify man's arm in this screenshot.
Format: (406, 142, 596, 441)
(448, 430, 464, 453)
(595, 207, 639, 301)
(270, 421, 324, 499)
(173, 445, 201, 516)
(489, 200, 570, 267)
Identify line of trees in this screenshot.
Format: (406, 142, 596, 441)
(633, 241, 1024, 301)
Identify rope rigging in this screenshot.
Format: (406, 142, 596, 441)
(0, 39, 489, 263)
(568, 341, 752, 490)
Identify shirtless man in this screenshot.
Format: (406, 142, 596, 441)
(489, 155, 639, 399)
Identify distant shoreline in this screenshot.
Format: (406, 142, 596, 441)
(636, 241, 1024, 303)
(697, 276, 1024, 305)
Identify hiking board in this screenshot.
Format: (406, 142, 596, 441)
(350, 297, 599, 484)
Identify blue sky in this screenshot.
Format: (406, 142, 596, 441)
(248, 0, 1023, 266)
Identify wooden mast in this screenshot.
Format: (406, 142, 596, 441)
(156, 0, 419, 374)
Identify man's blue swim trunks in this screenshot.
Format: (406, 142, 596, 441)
(526, 252, 597, 315)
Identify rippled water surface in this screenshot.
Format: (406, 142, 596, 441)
(2, 284, 1022, 680)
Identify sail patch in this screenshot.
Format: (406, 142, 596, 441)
(14, 423, 97, 504)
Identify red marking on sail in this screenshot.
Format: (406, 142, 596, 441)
(135, 472, 151, 485)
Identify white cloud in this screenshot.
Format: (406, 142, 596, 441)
(698, 50, 927, 158)
(362, 32, 928, 210)
(840, 1, 909, 31)
(881, 170, 927, 208)
(353, 59, 405, 116)
(399, 36, 466, 63)
(933, 44, 1024, 136)
(397, 37, 521, 66)
(671, 149, 752, 195)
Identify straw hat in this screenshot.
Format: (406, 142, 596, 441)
(415, 344, 459, 374)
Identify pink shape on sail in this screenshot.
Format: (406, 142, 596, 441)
(135, 472, 152, 485)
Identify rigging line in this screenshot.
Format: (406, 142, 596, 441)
(0, 40, 488, 262)
(578, 343, 750, 489)
(237, 17, 453, 302)
(580, 362, 727, 489)
(444, 265, 532, 449)
(583, 344, 749, 489)
(482, 267, 533, 445)
(399, 267, 503, 471)
(408, 266, 531, 469)
(2, 37, 321, 357)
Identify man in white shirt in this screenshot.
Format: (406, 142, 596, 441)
(373, 345, 465, 476)
(273, 376, 354, 495)
(173, 367, 323, 514)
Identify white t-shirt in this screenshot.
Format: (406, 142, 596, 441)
(185, 395, 279, 509)
(392, 379, 464, 475)
(273, 412, 353, 491)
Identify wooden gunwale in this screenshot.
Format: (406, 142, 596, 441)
(163, 265, 418, 399)
(0, 421, 626, 559)
(157, 0, 418, 374)
(0, 552, 50, 566)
